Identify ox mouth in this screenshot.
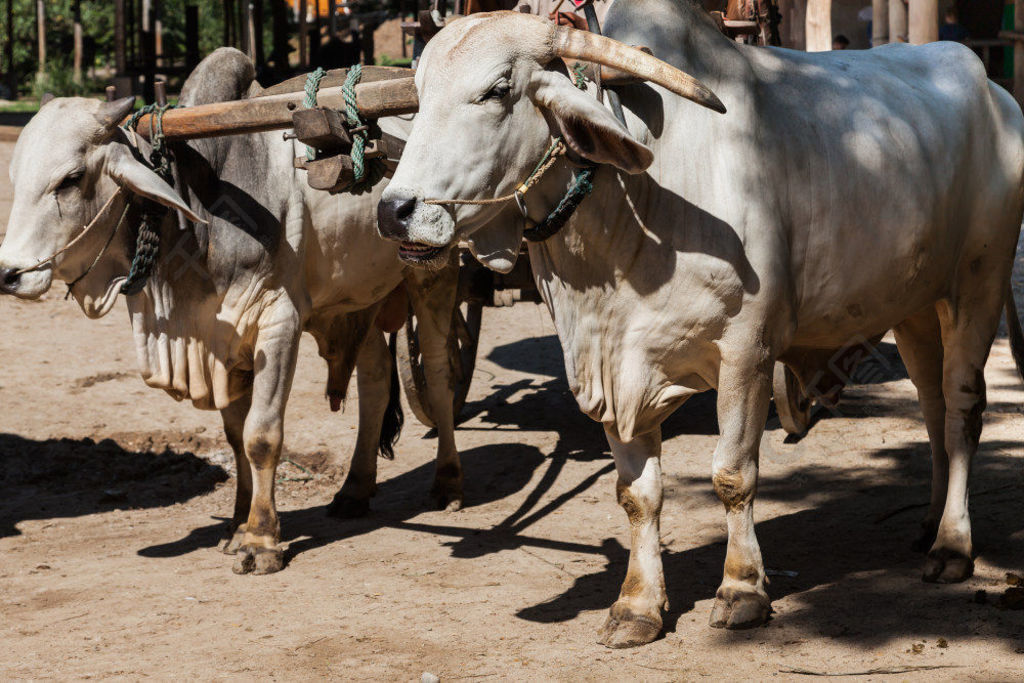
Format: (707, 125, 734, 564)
(398, 241, 446, 264)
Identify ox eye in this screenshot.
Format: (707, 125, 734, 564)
(56, 171, 84, 192)
(480, 81, 510, 102)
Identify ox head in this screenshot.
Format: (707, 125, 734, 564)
(0, 96, 202, 317)
(378, 11, 724, 272)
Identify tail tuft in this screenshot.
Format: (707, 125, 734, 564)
(1006, 284, 1024, 382)
(378, 332, 404, 459)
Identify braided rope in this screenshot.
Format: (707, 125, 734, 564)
(121, 102, 179, 295)
(523, 64, 596, 242)
(303, 66, 327, 161)
(340, 64, 385, 194)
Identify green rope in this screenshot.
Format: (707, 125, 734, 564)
(523, 65, 596, 243)
(121, 102, 179, 296)
(340, 63, 385, 194)
(303, 66, 326, 161)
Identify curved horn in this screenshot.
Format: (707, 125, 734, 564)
(549, 25, 726, 114)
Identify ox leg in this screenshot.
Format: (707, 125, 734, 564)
(893, 308, 948, 552)
(709, 358, 772, 629)
(923, 289, 1002, 583)
(599, 428, 666, 648)
(405, 265, 462, 511)
(221, 392, 254, 554)
(328, 330, 392, 518)
(233, 316, 301, 576)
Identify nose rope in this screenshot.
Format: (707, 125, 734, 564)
(423, 137, 567, 209)
(12, 188, 128, 276)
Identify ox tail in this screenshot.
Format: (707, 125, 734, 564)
(378, 331, 404, 460)
(1007, 283, 1024, 382)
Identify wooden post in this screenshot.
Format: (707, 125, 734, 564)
(223, 0, 234, 47)
(1016, 0, 1024, 109)
(5, 0, 15, 96)
(908, 0, 937, 44)
(805, 0, 831, 52)
(73, 0, 83, 83)
(246, 2, 257, 61)
(328, 0, 338, 40)
(871, 0, 888, 45)
(114, 0, 130, 96)
(154, 0, 163, 66)
(271, 0, 289, 70)
(888, 0, 907, 42)
(140, 0, 155, 103)
(298, 0, 308, 68)
(185, 5, 199, 70)
(35, 0, 45, 76)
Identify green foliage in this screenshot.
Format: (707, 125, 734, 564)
(0, 0, 253, 98)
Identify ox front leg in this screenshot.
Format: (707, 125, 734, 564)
(709, 359, 772, 629)
(233, 317, 301, 576)
(221, 392, 253, 554)
(405, 263, 463, 511)
(599, 429, 667, 649)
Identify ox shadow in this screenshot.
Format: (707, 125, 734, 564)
(515, 440, 1024, 649)
(0, 433, 228, 538)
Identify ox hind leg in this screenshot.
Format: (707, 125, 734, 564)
(232, 311, 302, 575)
(599, 429, 667, 648)
(709, 354, 773, 629)
(922, 275, 1006, 583)
(221, 391, 254, 554)
(893, 308, 948, 552)
(404, 261, 463, 511)
(328, 330, 396, 517)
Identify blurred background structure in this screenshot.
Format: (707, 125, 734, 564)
(0, 1, 1021, 108)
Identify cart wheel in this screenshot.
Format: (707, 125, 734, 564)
(773, 362, 812, 436)
(396, 299, 483, 428)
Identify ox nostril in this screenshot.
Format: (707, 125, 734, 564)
(0, 267, 19, 290)
(378, 197, 418, 240)
(393, 197, 416, 221)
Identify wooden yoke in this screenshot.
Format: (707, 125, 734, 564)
(127, 66, 417, 142)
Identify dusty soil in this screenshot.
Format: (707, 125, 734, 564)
(2, 137, 1024, 681)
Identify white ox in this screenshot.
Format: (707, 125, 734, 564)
(377, 1, 1024, 647)
(0, 49, 467, 575)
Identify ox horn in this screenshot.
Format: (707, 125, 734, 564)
(549, 25, 726, 114)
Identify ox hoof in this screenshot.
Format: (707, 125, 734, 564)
(326, 492, 371, 519)
(232, 545, 284, 575)
(430, 483, 463, 512)
(922, 549, 973, 584)
(597, 603, 662, 649)
(222, 525, 248, 555)
(709, 589, 771, 630)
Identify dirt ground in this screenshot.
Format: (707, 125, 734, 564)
(1, 136, 1024, 681)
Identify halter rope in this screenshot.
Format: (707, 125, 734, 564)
(422, 65, 596, 242)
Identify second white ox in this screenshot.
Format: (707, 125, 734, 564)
(377, 1, 1024, 648)
(0, 49, 466, 575)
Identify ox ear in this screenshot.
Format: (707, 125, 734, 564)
(106, 144, 206, 224)
(529, 70, 653, 174)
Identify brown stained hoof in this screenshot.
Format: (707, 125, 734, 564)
(597, 602, 663, 649)
(326, 492, 371, 519)
(922, 549, 974, 584)
(222, 525, 247, 555)
(709, 588, 771, 630)
(232, 545, 284, 575)
(430, 481, 464, 512)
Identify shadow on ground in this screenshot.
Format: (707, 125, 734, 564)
(0, 433, 227, 537)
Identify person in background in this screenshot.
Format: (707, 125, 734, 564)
(938, 7, 969, 42)
(832, 34, 850, 50)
